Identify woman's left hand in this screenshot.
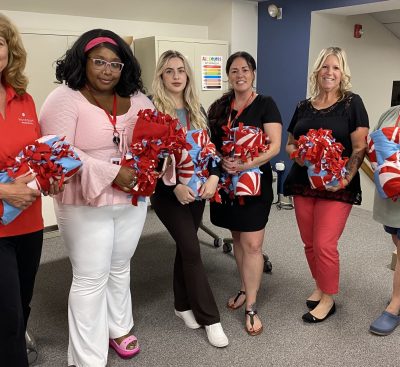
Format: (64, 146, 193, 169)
(113, 166, 137, 192)
(199, 175, 219, 199)
(222, 157, 247, 175)
(325, 178, 349, 192)
(43, 180, 67, 196)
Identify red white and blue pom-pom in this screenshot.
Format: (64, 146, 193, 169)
(176, 129, 221, 201)
(117, 109, 190, 205)
(291, 128, 348, 190)
(0, 135, 82, 225)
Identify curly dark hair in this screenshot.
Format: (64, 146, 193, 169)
(55, 29, 144, 97)
(208, 51, 256, 135)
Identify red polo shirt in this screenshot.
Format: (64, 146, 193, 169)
(0, 84, 43, 237)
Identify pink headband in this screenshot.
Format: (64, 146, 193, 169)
(84, 37, 118, 52)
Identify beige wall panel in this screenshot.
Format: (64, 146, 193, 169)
(22, 33, 69, 112)
(21, 33, 69, 227)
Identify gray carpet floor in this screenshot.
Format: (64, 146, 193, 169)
(29, 204, 399, 367)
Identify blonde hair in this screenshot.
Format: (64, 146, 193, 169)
(309, 47, 351, 101)
(0, 13, 28, 95)
(152, 50, 207, 129)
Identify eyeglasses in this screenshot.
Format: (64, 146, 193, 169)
(88, 58, 124, 73)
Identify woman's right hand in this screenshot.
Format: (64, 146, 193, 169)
(173, 184, 196, 205)
(113, 166, 137, 193)
(1, 175, 41, 210)
(286, 133, 305, 166)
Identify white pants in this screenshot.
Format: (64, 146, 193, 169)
(55, 202, 147, 367)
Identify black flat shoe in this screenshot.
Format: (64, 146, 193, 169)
(306, 299, 320, 309)
(302, 303, 336, 323)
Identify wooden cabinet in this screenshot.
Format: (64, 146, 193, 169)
(134, 36, 229, 110)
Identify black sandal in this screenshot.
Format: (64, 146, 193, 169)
(245, 308, 263, 336)
(227, 290, 246, 310)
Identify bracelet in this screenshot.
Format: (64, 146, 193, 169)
(128, 176, 137, 188)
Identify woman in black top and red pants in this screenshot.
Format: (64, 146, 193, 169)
(284, 47, 369, 323)
(208, 52, 282, 336)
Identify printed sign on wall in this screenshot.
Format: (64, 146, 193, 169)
(201, 56, 222, 90)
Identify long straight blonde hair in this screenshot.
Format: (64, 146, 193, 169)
(152, 50, 207, 129)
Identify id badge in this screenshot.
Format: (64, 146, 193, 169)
(110, 157, 121, 165)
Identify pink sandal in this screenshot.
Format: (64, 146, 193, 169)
(109, 335, 140, 359)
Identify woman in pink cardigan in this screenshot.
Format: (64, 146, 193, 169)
(40, 29, 154, 367)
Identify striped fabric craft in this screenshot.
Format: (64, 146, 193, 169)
(220, 123, 269, 200)
(368, 124, 400, 200)
(177, 129, 220, 200)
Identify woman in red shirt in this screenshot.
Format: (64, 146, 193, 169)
(0, 13, 61, 367)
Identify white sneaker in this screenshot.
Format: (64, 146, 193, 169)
(174, 309, 201, 329)
(205, 323, 229, 348)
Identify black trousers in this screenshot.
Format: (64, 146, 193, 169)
(151, 190, 220, 326)
(0, 230, 43, 367)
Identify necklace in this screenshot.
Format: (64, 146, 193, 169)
(227, 91, 254, 128)
(86, 86, 120, 146)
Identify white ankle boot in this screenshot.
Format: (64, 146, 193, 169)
(205, 323, 229, 347)
(174, 309, 201, 329)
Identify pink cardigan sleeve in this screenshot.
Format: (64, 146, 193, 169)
(39, 86, 121, 203)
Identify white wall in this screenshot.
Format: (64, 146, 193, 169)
(231, 0, 258, 62)
(0, 10, 208, 39)
(209, 0, 258, 59)
(208, 2, 232, 43)
(309, 12, 400, 211)
(208, 0, 258, 87)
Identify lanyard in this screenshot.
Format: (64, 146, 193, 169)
(86, 87, 120, 146)
(227, 91, 254, 129)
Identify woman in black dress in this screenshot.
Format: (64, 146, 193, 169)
(284, 47, 369, 323)
(208, 52, 282, 335)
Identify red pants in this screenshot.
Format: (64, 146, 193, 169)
(293, 196, 352, 294)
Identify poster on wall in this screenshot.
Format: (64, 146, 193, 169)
(201, 56, 222, 90)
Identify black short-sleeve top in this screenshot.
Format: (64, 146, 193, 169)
(283, 92, 369, 205)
